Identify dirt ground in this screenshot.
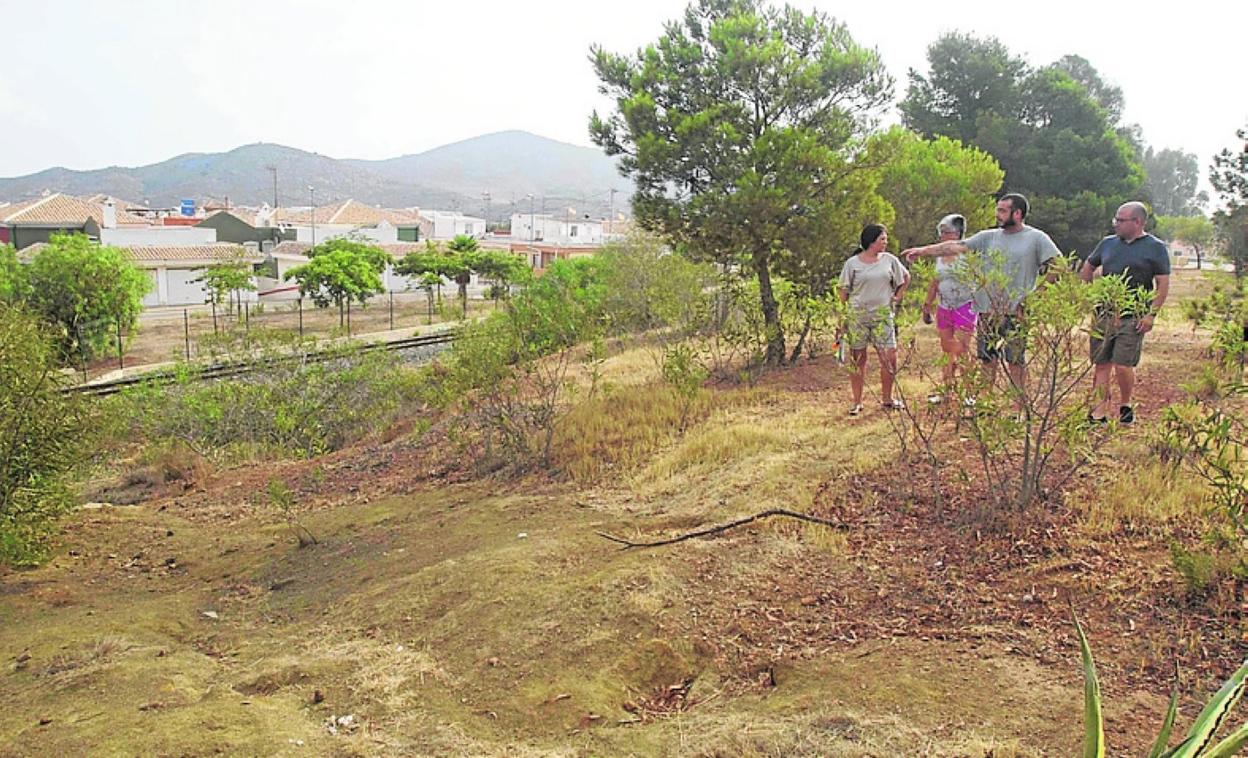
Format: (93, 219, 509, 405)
(2, 269, 1244, 756)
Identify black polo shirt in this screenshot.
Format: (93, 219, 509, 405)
(1087, 233, 1171, 292)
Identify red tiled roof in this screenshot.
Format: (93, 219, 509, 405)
(0, 193, 148, 226)
(274, 199, 419, 227)
(123, 244, 259, 263)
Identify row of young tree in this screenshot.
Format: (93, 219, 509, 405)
(590, 0, 1246, 365)
(281, 235, 530, 325)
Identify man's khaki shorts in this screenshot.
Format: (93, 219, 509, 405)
(1090, 316, 1144, 367)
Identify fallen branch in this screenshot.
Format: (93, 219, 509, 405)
(596, 508, 847, 550)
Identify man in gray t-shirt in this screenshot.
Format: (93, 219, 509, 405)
(1078, 201, 1171, 424)
(903, 193, 1060, 389)
(962, 225, 1060, 314)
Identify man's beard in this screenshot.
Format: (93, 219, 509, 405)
(998, 216, 1019, 229)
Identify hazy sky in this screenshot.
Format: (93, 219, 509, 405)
(3, 0, 1244, 192)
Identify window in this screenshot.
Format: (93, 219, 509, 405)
(570, 225, 578, 237)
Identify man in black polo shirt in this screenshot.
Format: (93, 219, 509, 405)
(1079, 201, 1171, 424)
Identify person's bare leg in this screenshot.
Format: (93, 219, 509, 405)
(850, 348, 868, 405)
(1114, 364, 1135, 408)
(951, 330, 971, 384)
(939, 329, 957, 385)
(879, 346, 897, 404)
(1091, 362, 1113, 418)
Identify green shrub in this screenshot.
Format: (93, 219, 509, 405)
(21, 233, 150, 363)
(0, 304, 93, 565)
(437, 258, 607, 470)
(119, 330, 423, 460)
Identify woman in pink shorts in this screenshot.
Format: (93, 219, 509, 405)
(921, 214, 977, 400)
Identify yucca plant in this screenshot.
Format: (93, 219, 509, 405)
(1076, 613, 1248, 757)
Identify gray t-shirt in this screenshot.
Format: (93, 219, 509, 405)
(934, 255, 975, 309)
(838, 252, 908, 313)
(964, 225, 1061, 313)
(1086, 233, 1170, 292)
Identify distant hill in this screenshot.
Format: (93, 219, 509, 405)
(0, 132, 632, 223)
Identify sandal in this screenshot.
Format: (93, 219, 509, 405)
(882, 399, 905, 411)
(848, 403, 863, 417)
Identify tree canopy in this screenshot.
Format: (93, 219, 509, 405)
(1211, 124, 1248, 275)
(871, 127, 1004, 251)
(590, 0, 893, 363)
(309, 237, 393, 275)
(900, 33, 1144, 256)
(1155, 214, 1214, 269)
(194, 252, 257, 313)
(23, 233, 150, 362)
(284, 246, 385, 324)
(1143, 147, 1205, 216)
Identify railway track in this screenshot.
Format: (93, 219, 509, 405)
(66, 330, 457, 398)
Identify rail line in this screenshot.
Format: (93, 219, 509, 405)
(66, 330, 457, 398)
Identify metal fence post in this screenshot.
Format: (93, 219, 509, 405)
(389, 290, 394, 331)
(77, 322, 88, 382)
(244, 301, 250, 333)
(184, 308, 191, 360)
(298, 298, 303, 338)
(116, 318, 124, 371)
(211, 300, 218, 335)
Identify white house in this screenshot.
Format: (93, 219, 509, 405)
(125, 244, 264, 307)
(421, 211, 486, 240)
(509, 213, 605, 246)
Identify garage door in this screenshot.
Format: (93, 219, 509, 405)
(166, 268, 209, 306)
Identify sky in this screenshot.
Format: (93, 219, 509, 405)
(2, 0, 1245, 196)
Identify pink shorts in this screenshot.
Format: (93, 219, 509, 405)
(936, 302, 977, 333)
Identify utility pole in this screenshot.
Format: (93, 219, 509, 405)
(309, 186, 317, 249)
(482, 191, 491, 228)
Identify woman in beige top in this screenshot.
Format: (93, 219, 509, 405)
(838, 224, 909, 417)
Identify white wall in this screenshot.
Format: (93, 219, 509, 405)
(425, 212, 486, 240)
(507, 214, 602, 245)
(101, 227, 218, 245)
(291, 223, 355, 243)
(357, 221, 399, 243)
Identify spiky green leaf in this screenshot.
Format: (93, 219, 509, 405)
(1203, 723, 1248, 758)
(1147, 683, 1180, 758)
(1075, 613, 1105, 758)
(1168, 660, 1248, 758)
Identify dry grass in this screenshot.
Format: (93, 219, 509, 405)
(628, 397, 895, 520)
(1076, 460, 1211, 537)
(552, 381, 717, 483)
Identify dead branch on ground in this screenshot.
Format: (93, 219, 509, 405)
(596, 508, 846, 550)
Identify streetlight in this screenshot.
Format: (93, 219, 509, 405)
(308, 186, 316, 249)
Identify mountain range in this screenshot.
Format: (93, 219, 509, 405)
(0, 131, 633, 223)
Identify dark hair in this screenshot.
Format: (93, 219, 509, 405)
(1000, 193, 1029, 219)
(855, 223, 887, 253)
(937, 213, 966, 239)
